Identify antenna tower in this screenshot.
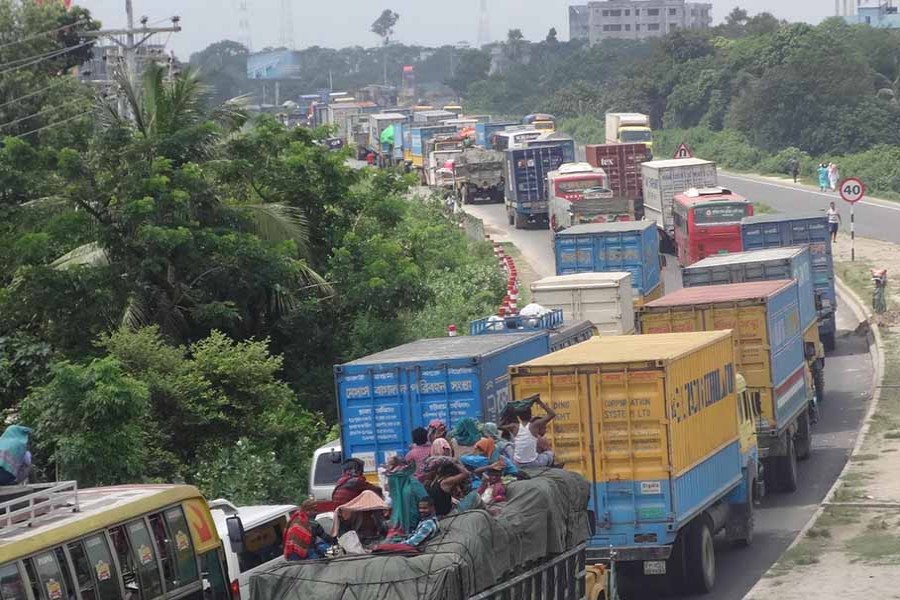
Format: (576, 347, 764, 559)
(477, 0, 490, 47)
(238, 0, 252, 52)
(279, 0, 295, 49)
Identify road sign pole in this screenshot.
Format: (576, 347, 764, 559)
(839, 177, 865, 262)
(851, 203, 855, 262)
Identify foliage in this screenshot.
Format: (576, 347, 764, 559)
(371, 9, 400, 44)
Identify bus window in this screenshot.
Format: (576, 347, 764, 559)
(68, 542, 98, 600)
(29, 552, 70, 600)
(199, 552, 228, 600)
(0, 563, 27, 600)
(79, 535, 122, 600)
(125, 521, 164, 599)
(161, 508, 198, 585)
(147, 515, 177, 590)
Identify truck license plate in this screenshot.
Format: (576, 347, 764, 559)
(643, 561, 666, 576)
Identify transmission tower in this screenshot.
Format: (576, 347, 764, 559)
(477, 0, 490, 48)
(238, 0, 252, 52)
(279, 0, 295, 49)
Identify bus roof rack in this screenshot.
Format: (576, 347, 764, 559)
(0, 481, 79, 530)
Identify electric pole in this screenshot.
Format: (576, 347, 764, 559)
(83, 0, 181, 120)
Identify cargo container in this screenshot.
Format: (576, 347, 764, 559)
(410, 125, 457, 167)
(584, 143, 650, 201)
(504, 145, 567, 229)
(639, 280, 813, 494)
(553, 222, 661, 299)
(641, 158, 717, 244)
(510, 331, 760, 594)
(475, 121, 518, 148)
(741, 213, 837, 351)
(367, 113, 407, 153)
(529, 273, 635, 335)
(468, 309, 596, 352)
(413, 109, 457, 124)
(334, 332, 549, 476)
(682, 247, 825, 403)
(526, 135, 576, 163)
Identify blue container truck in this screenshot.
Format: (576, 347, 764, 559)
(504, 145, 567, 229)
(741, 213, 837, 351)
(475, 121, 518, 149)
(334, 332, 549, 476)
(681, 246, 826, 413)
(526, 136, 576, 163)
(553, 221, 662, 301)
(410, 125, 457, 166)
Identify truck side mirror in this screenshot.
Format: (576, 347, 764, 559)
(226, 516, 246, 554)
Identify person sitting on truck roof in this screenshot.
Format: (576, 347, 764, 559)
(332, 458, 382, 505)
(404, 427, 432, 479)
(0, 425, 32, 485)
(477, 468, 507, 506)
(460, 438, 518, 487)
(283, 498, 335, 561)
(511, 396, 558, 468)
(401, 498, 440, 547)
(481, 422, 513, 460)
(427, 461, 474, 516)
(431, 437, 452, 457)
(450, 417, 482, 457)
(427, 419, 448, 444)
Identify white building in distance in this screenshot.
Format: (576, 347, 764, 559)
(569, 0, 713, 43)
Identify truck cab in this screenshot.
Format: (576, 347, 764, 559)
(605, 112, 653, 149)
(673, 187, 753, 266)
(523, 113, 557, 133)
(548, 163, 615, 231)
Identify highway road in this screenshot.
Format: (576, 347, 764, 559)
(463, 200, 873, 600)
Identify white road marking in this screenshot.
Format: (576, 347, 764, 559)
(720, 172, 900, 213)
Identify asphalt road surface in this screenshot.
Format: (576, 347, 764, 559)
(463, 201, 873, 600)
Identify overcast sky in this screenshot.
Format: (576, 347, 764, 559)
(78, 1, 837, 58)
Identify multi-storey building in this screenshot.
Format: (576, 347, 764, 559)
(569, 0, 713, 43)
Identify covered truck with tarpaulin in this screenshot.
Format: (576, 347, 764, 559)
(250, 470, 593, 600)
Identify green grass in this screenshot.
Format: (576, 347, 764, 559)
(844, 520, 900, 564)
(767, 538, 829, 577)
(835, 259, 877, 306)
(817, 506, 863, 528)
(753, 202, 776, 214)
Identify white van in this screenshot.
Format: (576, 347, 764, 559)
(209, 499, 296, 600)
(309, 439, 343, 502)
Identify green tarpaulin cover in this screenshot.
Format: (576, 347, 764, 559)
(251, 469, 590, 600)
(380, 125, 395, 144)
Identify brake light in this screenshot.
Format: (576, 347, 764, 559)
(230, 579, 240, 600)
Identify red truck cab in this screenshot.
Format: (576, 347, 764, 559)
(673, 187, 753, 266)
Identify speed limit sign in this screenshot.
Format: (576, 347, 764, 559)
(839, 177, 865, 204)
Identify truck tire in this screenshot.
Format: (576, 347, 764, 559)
(514, 213, 525, 230)
(508, 210, 515, 226)
(822, 331, 836, 352)
(775, 433, 799, 493)
(685, 517, 716, 594)
(728, 479, 755, 548)
(814, 365, 826, 404)
(796, 409, 812, 461)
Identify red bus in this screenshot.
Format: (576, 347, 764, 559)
(673, 187, 753, 266)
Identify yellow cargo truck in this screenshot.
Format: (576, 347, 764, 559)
(510, 331, 761, 596)
(638, 279, 814, 495)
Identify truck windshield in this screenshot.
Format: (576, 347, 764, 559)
(692, 202, 750, 224)
(621, 130, 652, 143)
(557, 178, 606, 193)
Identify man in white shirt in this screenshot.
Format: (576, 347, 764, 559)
(827, 202, 842, 243)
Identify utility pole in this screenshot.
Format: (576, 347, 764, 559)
(83, 0, 181, 121)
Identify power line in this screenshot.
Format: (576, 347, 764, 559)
(0, 19, 89, 52)
(0, 41, 93, 77)
(0, 99, 88, 132)
(14, 111, 93, 139)
(0, 77, 68, 110)
(0, 39, 92, 71)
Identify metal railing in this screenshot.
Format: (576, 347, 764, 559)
(468, 543, 587, 600)
(470, 309, 565, 335)
(0, 481, 79, 529)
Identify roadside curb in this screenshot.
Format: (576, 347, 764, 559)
(744, 276, 885, 599)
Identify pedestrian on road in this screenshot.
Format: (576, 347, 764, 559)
(828, 163, 840, 192)
(788, 157, 800, 183)
(817, 163, 829, 192)
(827, 201, 842, 243)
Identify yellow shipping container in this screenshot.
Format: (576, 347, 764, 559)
(510, 331, 739, 484)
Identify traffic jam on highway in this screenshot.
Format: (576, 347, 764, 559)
(278, 105, 863, 600)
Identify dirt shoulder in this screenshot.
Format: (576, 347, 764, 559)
(747, 233, 900, 599)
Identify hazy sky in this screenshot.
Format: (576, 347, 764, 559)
(78, 0, 836, 58)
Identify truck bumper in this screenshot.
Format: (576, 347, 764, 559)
(586, 545, 672, 563)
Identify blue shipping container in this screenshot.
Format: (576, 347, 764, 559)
(765, 281, 809, 428)
(741, 213, 836, 340)
(682, 247, 817, 334)
(505, 146, 568, 217)
(553, 221, 661, 295)
(475, 121, 517, 148)
(334, 332, 549, 473)
(526, 138, 576, 163)
(410, 125, 457, 158)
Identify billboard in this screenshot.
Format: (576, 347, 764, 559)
(247, 49, 302, 80)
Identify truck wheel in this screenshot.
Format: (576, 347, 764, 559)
(508, 210, 515, 226)
(814, 366, 826, 404)
(796, 409, 812, 461)
(728, 480, 755, 548)
(514, 214, 525, 230)
(822, 331, 836, 352)
(685, 517, 716, 594)
(775, 433, 799, 493)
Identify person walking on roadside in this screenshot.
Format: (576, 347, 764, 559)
(828, 163, 840, 192)
(788, 157, 800, 183)
(817, 163, 829, 192)
(827, 201, 842, 243)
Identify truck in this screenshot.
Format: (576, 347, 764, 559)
(367, 113, 408, 156)
(453, 146, 505, 204)
(469, 308, 596, 352)
(256, 469, 593, 600)
(413, 109, 457, 124)
(639, 280, 814, 495)
(333, 332, 549, 478)
(426, 148, 463, 188)
(605, 112, 653, 148)
(553, 221, 663, 307)
(475, 121, 517, 148)
(530, 273, 635, 335)
(584, 143, 650, 217)
(672, 187, 753, 266)
(510, 331, 760, 596)
(641, 158, 718, 250)
(741, 213, 837, 351)
(526, 133, 576, 163)
(547, 163, 617, 231)
(409, 125, 457, 168)
(504, 144, 568, 229)
(681, 247, 826, 403)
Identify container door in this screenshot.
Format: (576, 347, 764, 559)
(590, 367, 671, 532)
(706, 304, 770, 390)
